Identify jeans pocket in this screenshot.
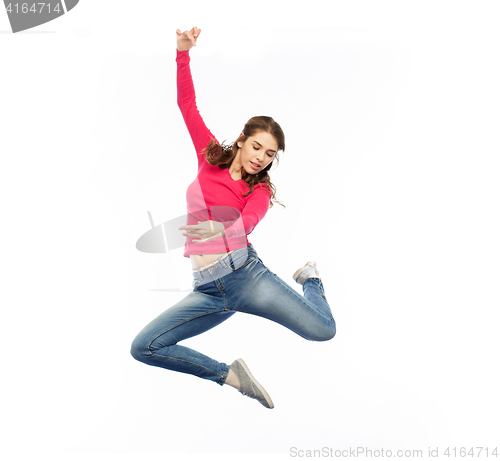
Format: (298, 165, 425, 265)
(229, 256, 256, 272)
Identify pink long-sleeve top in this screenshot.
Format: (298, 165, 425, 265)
(176, 49, 271, 258)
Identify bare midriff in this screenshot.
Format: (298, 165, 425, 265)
(190, 251, 235, 271)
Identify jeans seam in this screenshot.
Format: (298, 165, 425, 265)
(219, 364, 230, 385)
(146, 309, 227, 355)
(217, 272, 224, 291)
(147, 354, 226, 381)
(214, 270, 229, 311)
(304, 278, 327, 301)
(217, 278, 229, 311)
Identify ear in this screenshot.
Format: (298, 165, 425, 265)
(237, 132, 244, 148)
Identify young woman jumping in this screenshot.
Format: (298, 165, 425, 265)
(130, 27, 336, 409)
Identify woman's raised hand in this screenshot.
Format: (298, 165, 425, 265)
(176, 27, 201, 51)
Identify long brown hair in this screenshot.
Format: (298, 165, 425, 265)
(202, 116, 285, 208)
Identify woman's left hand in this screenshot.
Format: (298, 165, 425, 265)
(179, 220, 225, 243)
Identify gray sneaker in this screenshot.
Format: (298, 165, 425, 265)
(229, 358, 274, 409)
(293, 261, 321, 285)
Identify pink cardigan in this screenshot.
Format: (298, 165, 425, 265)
(176, 49, 271, 257)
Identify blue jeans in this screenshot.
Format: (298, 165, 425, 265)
(130, 244, 336, 385)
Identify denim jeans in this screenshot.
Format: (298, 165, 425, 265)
(130, 244, 336, 385)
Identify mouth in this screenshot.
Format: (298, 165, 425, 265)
(250, 161, 261, 170)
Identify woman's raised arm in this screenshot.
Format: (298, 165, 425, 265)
(176, 27, 218, 157)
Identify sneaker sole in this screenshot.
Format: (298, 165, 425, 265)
(236, 359, 274, 409)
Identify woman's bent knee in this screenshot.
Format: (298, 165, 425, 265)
(324, 324, 336, 341)
(130, 335, 150, 363)
(312, 323, 336, 342)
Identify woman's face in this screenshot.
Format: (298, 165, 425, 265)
(237, 130, 278, 175)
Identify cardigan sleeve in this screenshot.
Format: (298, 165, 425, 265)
(176, 49, 218, 159)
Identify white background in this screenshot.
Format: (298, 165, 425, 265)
(1, 0, 499, 459)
